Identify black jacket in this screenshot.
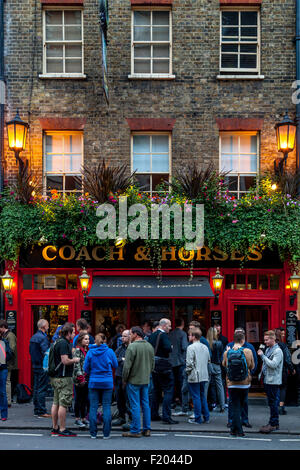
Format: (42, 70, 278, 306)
(278, 342, 294, 379)
(29, 330, 50, 369)
(148, 330, 172, 358)
(115, 343, 127, 377)
(211, 340, 224, 365)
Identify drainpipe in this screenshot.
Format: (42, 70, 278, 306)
(0, 0, 4, 319)
(296, 0, 300, 193)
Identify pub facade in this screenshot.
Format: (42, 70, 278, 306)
(4, 242, 297, 387)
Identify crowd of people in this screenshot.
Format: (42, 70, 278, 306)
(0, 316, 298, 439)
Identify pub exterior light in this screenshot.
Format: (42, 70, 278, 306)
(274, 112, 296, 175)
(212, 267, 224, 305)
(6, 110, 29, 157)
(289, 271, 300, 305)
(0, 270, 14, 305)
(79, 267, 90, 305)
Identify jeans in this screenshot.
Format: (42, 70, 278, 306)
(209, 364, 225, 409)
(264, 383, 280, 427)
(74, 384, 89, 419)
(172, 365, 185, 404)
(89, 388, 112, 438)
(181, 370, 190, 412)
(228, 388, 248, 434)
(148, 375, 154, 409)
(115, 376, 131, 420)
(127, 383, 151, 434)
(188, 382, 210, 423)
(33, 368, 49, 415)
(228, 388, 249, 424)
(151, 370, 174, 421)
(0, 368, 8, 419)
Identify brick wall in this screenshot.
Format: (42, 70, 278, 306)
(3, 0, 297, 185)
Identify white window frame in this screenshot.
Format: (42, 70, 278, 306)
(43, 130, 84, 196)
(220, 7, 261, 75)
(129, 7, 175, 80)
(219, 131, 259, 199)
(131, 132, 172, 196)
(40, 6, 86, 79)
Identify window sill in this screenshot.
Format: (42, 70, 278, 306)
(39, 74, 87, 79)
(217, 74, 265, 80)
(128, 74, 176, 80)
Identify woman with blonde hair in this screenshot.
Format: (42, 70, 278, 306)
(84, 333, 118, 439)
(206, 327, 225, 412)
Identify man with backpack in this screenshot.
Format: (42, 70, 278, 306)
(49, 322, 80, 437)
(226, 327, 258, 428)
(0, 334, 12, 421)
(222, 330, 254, 437)
(29, 319, 51, 418)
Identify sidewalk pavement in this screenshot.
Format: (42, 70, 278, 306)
(1, 398, 300, 435)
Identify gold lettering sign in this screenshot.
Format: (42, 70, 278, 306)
(41, 244, 263, 263)
(92, 246, 106, 261)
(178, 248, 194, 261)
(109, 246, 124, 261)
(58, 245, 76, 261)
(212, 247, 229, 262)
(75, 246, 92, 261)
(42, 245, 57, 261)
(161, 246, 176, 261)
(196, 246, 212, 261)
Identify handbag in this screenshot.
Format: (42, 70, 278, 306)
(154, 332, 172, 374)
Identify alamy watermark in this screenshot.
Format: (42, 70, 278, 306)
(96, 197, 204, 251)
(292, 81, 300, 104)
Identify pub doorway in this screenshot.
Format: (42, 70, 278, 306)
(234, 304, 270, 390)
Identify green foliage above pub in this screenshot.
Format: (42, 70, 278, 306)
(1, 161, 300, 272)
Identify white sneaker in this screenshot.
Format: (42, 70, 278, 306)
(172, 411, 189, 416)
(103, 435, 111, 440)
(90, 435, 97, 439)
(189, 413, 195, 419)
(75, 419, 86, 428)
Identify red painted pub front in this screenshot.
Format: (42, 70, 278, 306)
(4, 243, 297, 388)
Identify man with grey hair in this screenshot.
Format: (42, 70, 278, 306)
(148, 318, 178, 424)
(112, 329, 132, 427)
(29, 319, 51, 418)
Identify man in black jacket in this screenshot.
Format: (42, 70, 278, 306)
(148, 318, 178, 424)
(29, 319, 50, 418)
(112, 329, 132, 426)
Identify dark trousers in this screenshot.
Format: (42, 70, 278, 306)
(228, 388, 248, 435)
(33, 368, 49, 416)
(172, 365, 185, 404)
(74, 384, 89, 419)
(115, 376, 131, 420)
(264, 383, 280, 427)
(228, 388, 249, 424)
(151, 370, 174, 421)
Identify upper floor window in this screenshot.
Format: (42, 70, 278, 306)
(44, 131, 83, 196)
(220, 132, 259, 198)
(220, 9, 260, 75)
(131, 9, 173, 78)
(42, 9, 84, 76)
(131, 133, 171, 196)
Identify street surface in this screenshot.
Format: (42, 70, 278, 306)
(0, 430, 300, 451)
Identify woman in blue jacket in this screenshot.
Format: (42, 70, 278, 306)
(84, 333, 118, 439)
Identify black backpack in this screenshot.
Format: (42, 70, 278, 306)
(16, 384, 32, 404)
(227, 347, 248, 382)
(48, 339, 65, 377)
